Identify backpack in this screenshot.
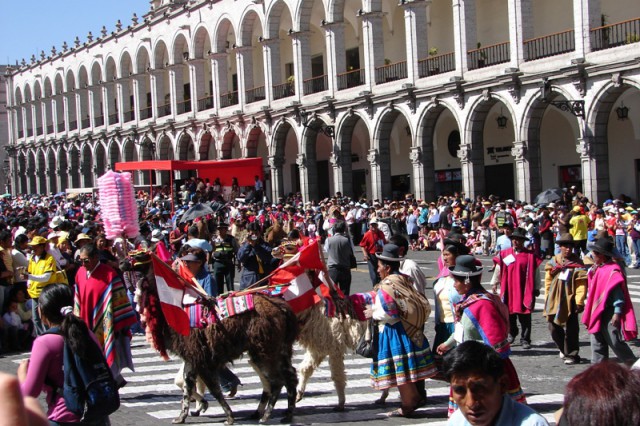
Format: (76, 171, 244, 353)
(44, 327, 120, 421)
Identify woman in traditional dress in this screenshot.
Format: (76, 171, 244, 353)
(432, 244, 464, 353)
(436, 255, 526, 417)
(365, 243, 437, 417)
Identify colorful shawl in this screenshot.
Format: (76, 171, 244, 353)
(349, 291, 377, 321)
(378, 273, 431, 347)
(74, 263, 137, 368)
(496, 248, 541, 314)
(543, 254, 587, 326)
(455, 290, 511, 357)
(583, 262, 638, 340)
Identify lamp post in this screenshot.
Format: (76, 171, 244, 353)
(496, 108, 508, 129)
(616, 102, 629, 120)
(296, 107, 335, 138)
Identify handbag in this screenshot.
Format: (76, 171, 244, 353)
(355, 319, 378, 358)
(349, 251, 358, 269)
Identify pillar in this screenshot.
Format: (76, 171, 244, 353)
(512, 140, 542, 203)
(452, 0, 477, 74)
(330, 147, 353, 198)
(458, 143, 485, 199)
(324, 21, 345, 95)
(260, 38, 280, 103)
(268, 155, 285, 202)
(236, 46, 254, 105)
(578, 137, 608, 204)
(574, 0, 601, 56)
(508, 0, 534, 66)
(402, 1, 430, 84)
(361, 12, 385, 90)
(290, 31, 311, 99)
(190, 59, 206, 111)
(211, 52, 228, 109)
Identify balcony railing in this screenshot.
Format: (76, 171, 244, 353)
(69, 120, 77, 131)
(219, 91, 239, 108)
(157, 104, 171, 118)
(467, 41, 510, 70)
(303, 75, 328, 95)
(94, 116, 104, 127)
(177, 99, 192, 115)
(524, 29, 575, 61)
(46, 124, 54, 134)
(57, 122, 65, 132)
(81, 118, 90, 129)
(245, 86, 266, 104)
(273, 82, 295, 100)
(418, 52, 456, 78)
(36, 126, 43, 136)
(27, 128, 33, 137)
(124, 110, 135, 122)
(337, 69, 365, 90)
(591, 17, 640, 51)
(375, 61, 407, 84)
(17, 130, 24, 139)
(140, 107, 152, 120)
(197, 96, 214, 111)
(108, 113, 119, 125)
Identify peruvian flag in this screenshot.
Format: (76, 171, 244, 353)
(269, 239, 325, 313)
(150, 254, 200, 336)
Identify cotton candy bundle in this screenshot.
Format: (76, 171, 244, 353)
(98, 170, 140, 240)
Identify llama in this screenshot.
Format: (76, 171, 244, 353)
(125, 252, 299, 425)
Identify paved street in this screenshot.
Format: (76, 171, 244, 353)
(2, 248, 640, 425)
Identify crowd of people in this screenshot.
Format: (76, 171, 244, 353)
(0, 176, 639, 424)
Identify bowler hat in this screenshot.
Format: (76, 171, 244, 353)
(589, 238, 617, 258)
(509, 228, 528, 241)
(449, 255, 483, 277)
(377, 244, 403, 262)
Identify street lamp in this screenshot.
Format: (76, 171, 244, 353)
(296, 108, 335, 138)
(496, 108, 508, 129)
(616, 102, 629, 120)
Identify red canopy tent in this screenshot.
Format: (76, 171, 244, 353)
(114, 158, 264, 212)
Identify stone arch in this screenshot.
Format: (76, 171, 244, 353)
(177, 132, 196, 160)
(245, 126, 264, 158)
(122, 138, 138, 162)
(36, 149, 47, 193)
(220, 130, 241, 159)
(14, 86, 23, 105)
(118, 50, 134, 78)
(43, 77, 53, 98)
(152, 39, 170, 69)
(158, 134, 174, 160)
(81, 143, 93, 187)
(239, 8, 263, 47)
(199, 132, 216, 160)
(587, 79, 640, 202)
(90, 61, 103, 85)
(295, 0, 325, 32)
(265, 0, 293, 39)
(105, 56, 118, 81)
(271, 118, 299, 199)
(463, 94, 517, 199)
(108, 140, 121, 170)
(301, 115, 334, 200)
(171, 32, 191, 64)
(133, 44, 152, 73)
(192, 25, 213, 58)
(27, 151, 37, 194)
(68, 144, 81, 189)
(64, 69, 76, 92)
(213, 16, 236, 53)
(46, 148, 57, 194)
(57, 146, 68, 191)
(336, 110, 371, 199)
(416, 101, 462, 200)
(522, 86, 581, 201)
(54, 73, 64, 95)
(95, 142, 107, 177)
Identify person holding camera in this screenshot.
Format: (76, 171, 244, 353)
(237, 223, 274, 290)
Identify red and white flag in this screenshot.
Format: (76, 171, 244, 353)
(269, 240, 325, 313)
(150, 254, 199, 336)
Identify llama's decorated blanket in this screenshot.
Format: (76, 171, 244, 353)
(185, 294, 256, 328)
(349, 291, 377, 321)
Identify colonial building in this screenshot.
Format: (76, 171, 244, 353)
(3, 0, 640, 204)
(0, 65, 9, 193)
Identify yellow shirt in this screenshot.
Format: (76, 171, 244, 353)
(569, 214, 590, 241)
(27, 254, 59, 299)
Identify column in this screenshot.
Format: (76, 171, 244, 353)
(452, 0, 477, 74)
(211, 53, 228, 109)
(323, 21, 345, 95)
(410, 147, 426, 201)
(577, 137, 608, 204)
(402, 1, 430, 84)
(296, 153, 311, 203)
(260, 38, 280, 103)
(508, 0, 533, 66)
(512, 140, 542, 203)
(236, 46, 254, 105)
(115, 80, 126, 125)
(52, 97, 59, 135)
(574, 0, 601, 56)
(268, 155, 285, 202)
(457, 143, 485, 199)
(290, 31, 311, 99)
(330, 148, 353, 198)
(190, 59, 206, 111)
(361, 12, 385, 89)
(367, 149, 383, 200)
(168, 67, 179, 117)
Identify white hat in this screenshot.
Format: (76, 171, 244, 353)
(47, 232, 60, 241)
(369, 218, 378, 225)
(151, 229, 163, 242)
(50, 216, 64, 229)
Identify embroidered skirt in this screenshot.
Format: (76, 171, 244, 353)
(370, 322, 437, 390)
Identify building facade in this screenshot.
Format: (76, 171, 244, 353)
(3, 0, 640, 204)
(0, 65, 9, 193)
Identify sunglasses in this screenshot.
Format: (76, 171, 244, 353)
(79, 258, 92, 264)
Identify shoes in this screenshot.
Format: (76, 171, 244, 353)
(415, 397, 428, 408)
(521, 341, 531, 350)
(226, 383, 239, 398)
(507, 335, 515, 344)
(564, 356, 580, 365)
(559, 352, 566, 360)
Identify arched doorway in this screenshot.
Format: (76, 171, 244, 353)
(81, 144, 93, 187)
(271, 120, 299, 200)
(337, 113, 371, 199)
(374, 109, 413, 200)
(47, 148, 57, 194)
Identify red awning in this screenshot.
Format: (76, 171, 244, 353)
(114, 158, 263, 187)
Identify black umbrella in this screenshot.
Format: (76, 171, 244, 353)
(533, 188, 564, 205)
(179, 203, 215, 224)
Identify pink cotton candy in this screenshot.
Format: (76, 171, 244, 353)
(98, 170, 140, 240)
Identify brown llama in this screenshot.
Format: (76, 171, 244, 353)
(125, 254, 299, 425)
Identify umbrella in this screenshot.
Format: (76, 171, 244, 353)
(180, 203, 215, 224)
(1, 193, 11, 198)
(533, 188, 564, 205)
